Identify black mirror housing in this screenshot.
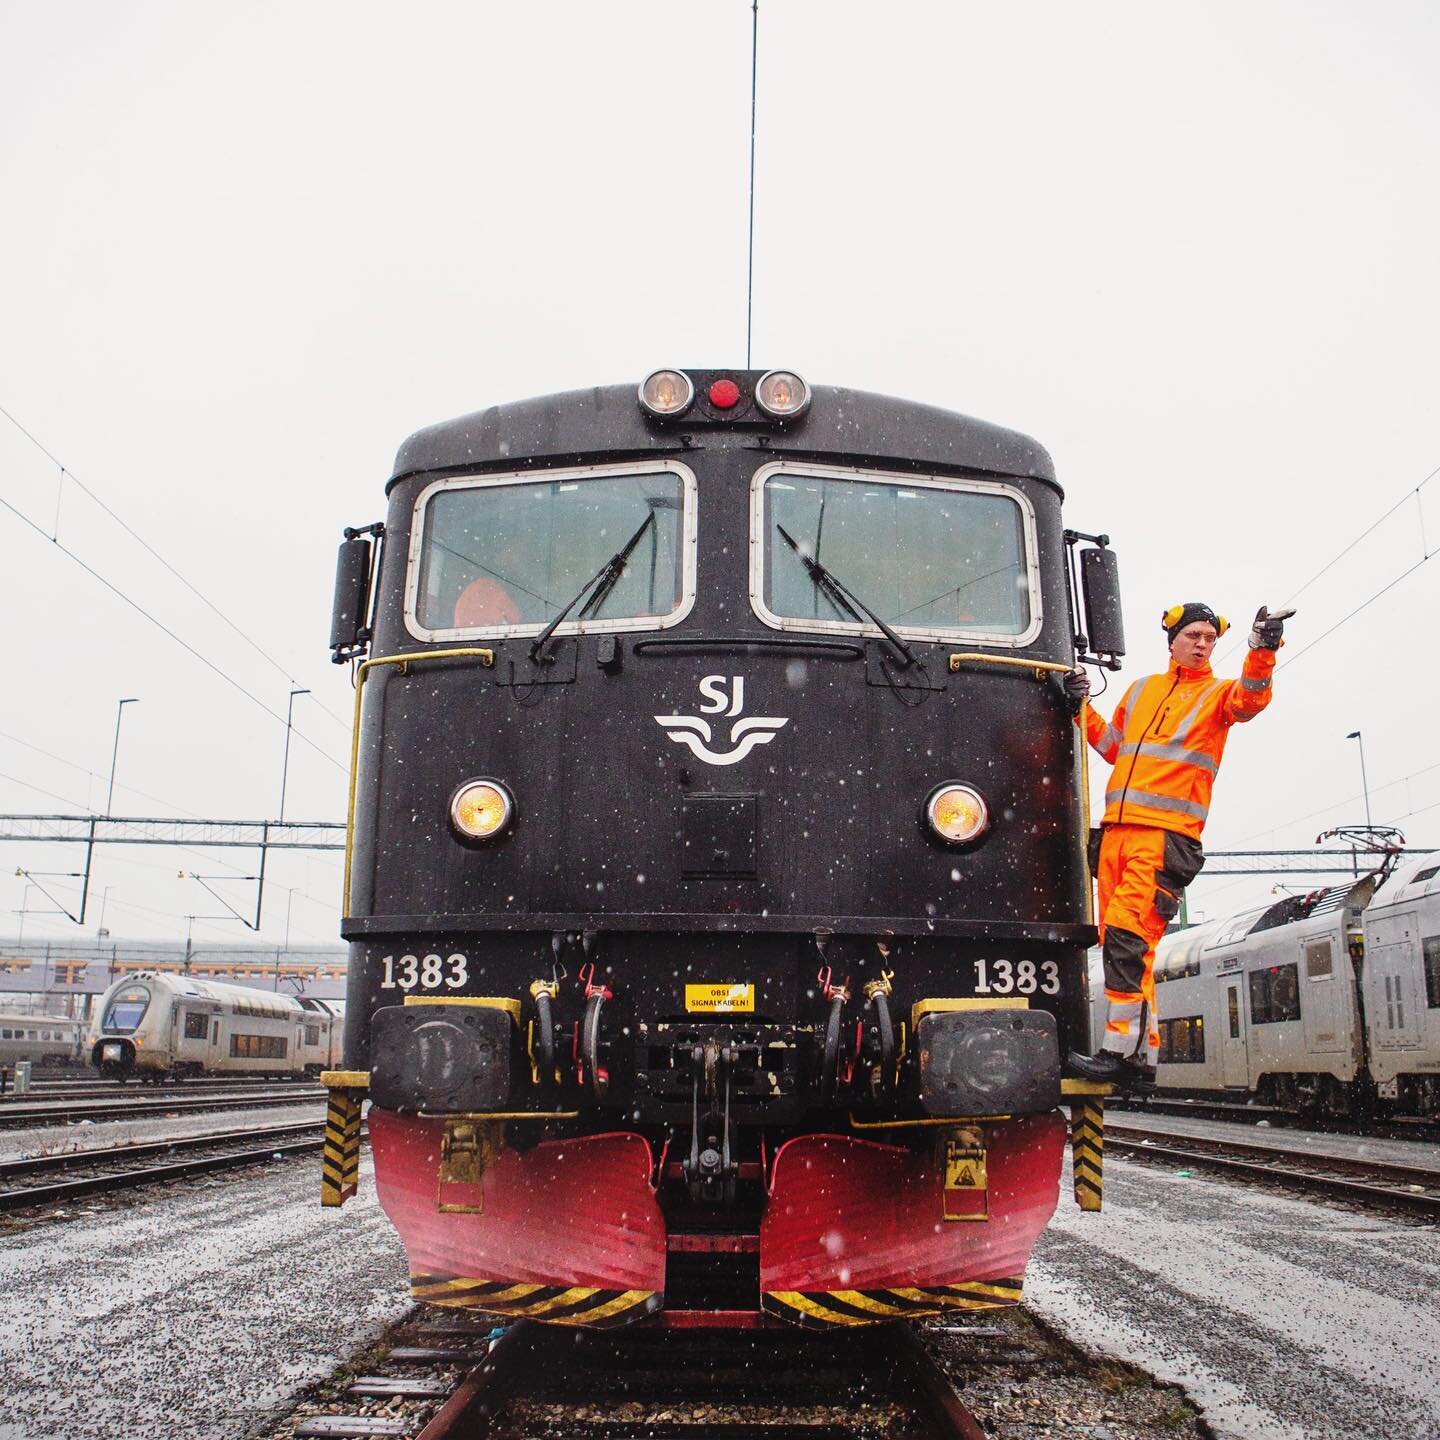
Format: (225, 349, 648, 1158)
(330, 530, 378, 663)
(1079, 545, 1125, 664)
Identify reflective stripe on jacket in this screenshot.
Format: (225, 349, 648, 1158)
(1080, 647, 1275, 839)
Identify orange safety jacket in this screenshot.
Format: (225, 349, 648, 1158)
(1082, 648, 1276, 840)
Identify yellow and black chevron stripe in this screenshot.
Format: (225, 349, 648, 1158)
(321, 1089, 363, 1208)
(762, 1277, 1023, 1328)
(410, 1273, 658, 1328)
(1070, 1098, 1105, 1212)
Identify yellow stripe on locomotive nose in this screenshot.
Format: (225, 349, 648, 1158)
(684, 982, 755, 1013)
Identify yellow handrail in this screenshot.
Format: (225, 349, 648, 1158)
(344, 647, 495, 913)
(947, 651, 1074, 676)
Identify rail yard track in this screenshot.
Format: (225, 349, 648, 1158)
(1108, 1093, 1440, 1144)
(0, 1085, 325, 1129)
(1106, 1121, 1440, 1215)
(0, 1119, 346, 1210)
(275, 1315, 994, 1439)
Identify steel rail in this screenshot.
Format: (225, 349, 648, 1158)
(0, 1132, 343, 1210)
(290, 1317, 989, 1440)
(1107, 1094, 1440, 1145)
(0, 1119, 328, 1181)
(1106, 1128, 1440, 1214)
(0, 1086, 324, 1129)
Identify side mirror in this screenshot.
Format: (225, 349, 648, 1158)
(330, 525, 382, 664)
(1064, 530, 1124, 670)
(1080, 546, 1125, 663)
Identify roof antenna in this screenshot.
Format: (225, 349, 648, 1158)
(746, 0, 759, 368)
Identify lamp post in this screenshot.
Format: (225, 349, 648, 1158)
(279, 688, 310, 823)
(1346, 730, 1373, 827)
(106, 698, 139, 817)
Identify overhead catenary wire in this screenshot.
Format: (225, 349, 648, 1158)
(1277, 552, 1434, 671)
(1212, 461, 1436, 670)
(0, 492, 348, 775)
(0, 727, 209, 819)
(0, 399, 353, 735)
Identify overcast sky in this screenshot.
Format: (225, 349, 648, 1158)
(1, 1, 1436, 947)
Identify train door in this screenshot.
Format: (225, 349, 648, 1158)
(1368, 912, 1420, 1050)
(174, 1009, 211, 1071)
(1299, 937, 1344, 1053)
(1220, 978, 1248, 1087)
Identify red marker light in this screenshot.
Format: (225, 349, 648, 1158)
(708, 378, 741, 409)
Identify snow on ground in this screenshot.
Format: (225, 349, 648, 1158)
(0, 1155, 407, 1440)
(1027, 1154, 1440, 1440)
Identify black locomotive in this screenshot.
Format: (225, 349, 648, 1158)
(322, 368, 1124, 1330)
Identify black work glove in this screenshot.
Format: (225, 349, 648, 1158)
(1248, 605, 1296, 650)
(1062, 666, 1091, 715)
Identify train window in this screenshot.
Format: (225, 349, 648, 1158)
(1423, 936, 1440, 1009)
(750, 462, 1041, 644)
(304, 1024, 321, 1045)
(183, 1011, 208, 1040)
(1157, 1015, 1205, 1064)
(1249, 963, 1302, 1024)
(230, 1034, 288, 1059)
(103, 985, 151, 1033)
(406, 462, 697, 641)
(1228, 987, 1240, 1037)
(1156, 938, 1201, 983)
(1411, 865, 1439, 884)
(1304, 940, 1334, 979)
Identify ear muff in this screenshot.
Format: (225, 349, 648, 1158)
(1161, 603, 1229, 638)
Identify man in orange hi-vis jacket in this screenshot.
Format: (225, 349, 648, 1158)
(1062, 601, 1294, 1087)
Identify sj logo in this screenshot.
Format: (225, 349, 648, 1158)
(655, 675, 789, 767)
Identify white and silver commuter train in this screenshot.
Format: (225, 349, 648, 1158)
(88, 970, 343, 1079)
(0, 1011, 85, 1069)
(1087, 852, 1440, 1116)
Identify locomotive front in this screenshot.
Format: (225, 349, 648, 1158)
(323, 370, 1122, 1329)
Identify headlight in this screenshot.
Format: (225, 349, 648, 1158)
(925, 784, 989, 844)
(755, 369, 811, 419)
(450, 779, 515, 841)
(638, 368, 694, 418)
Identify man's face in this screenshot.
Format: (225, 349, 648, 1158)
(1170, 622, 1218, 668)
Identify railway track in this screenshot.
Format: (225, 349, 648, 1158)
(277, 1316, 990, 1439)
(1108, 1093, 1440, 1144)
(24, 1075, 325, 1098)
(1106, 1122, 1440, 1215)
(0, 1119, 345, 1210)
(0, 1086, 325, 1129)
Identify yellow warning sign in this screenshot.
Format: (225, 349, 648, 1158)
(684, 983, 755, 1013)
(944, 1144, 988, 1192)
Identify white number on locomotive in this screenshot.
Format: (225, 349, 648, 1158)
(379, 953, 469, 990)
(972, 958, 1060, 995)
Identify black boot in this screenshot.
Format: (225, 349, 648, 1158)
(1065, 1051, 1156, 1088)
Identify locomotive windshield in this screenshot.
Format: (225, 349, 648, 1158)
(102, 985, 151, 1033)
(753, 463, 1039, 642)
(407, 462, 694, 639)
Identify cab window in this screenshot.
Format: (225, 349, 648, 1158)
(751, 463, 1039, 642)
(103, 985, 151, 1033)
(407, 462, 696, 640)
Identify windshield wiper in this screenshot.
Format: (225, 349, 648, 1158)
(530, 512, 656, 663)
(775, 523, 918, 669)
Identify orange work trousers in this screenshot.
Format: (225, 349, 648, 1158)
(1096, 823, 1203, 1065)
